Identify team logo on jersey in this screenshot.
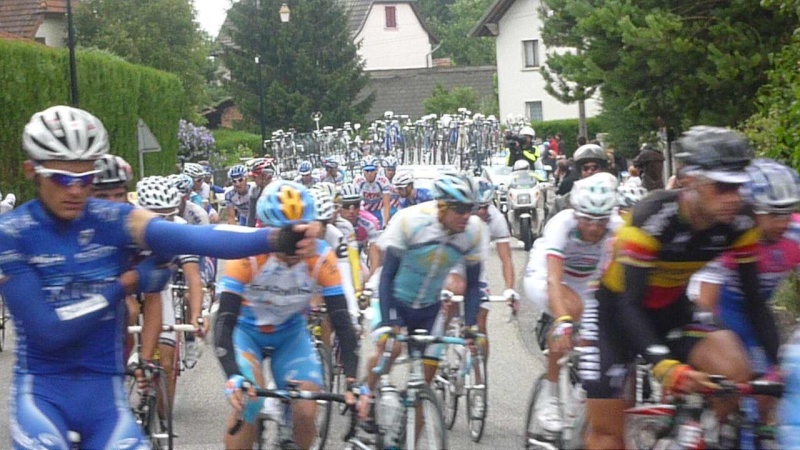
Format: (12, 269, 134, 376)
(78, 228, 95, 246)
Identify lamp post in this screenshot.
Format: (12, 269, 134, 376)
(66, 0, 79, 106)
(279, 3, 291, 23)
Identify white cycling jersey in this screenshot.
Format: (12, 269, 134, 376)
(181, 200, 210, 225)
(451, 204, 511, 294)
(524, 208, 622, 313)
(224, 183, 254, 219)
(323, 223, 360, 321)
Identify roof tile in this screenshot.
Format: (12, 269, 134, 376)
(0, 0, 64, 38)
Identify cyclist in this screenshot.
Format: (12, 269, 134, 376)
(582, 126, 769, 449)
(393, 171, 434, 209)
(294, 160, 319, 188)
(381, 156, 401, 220)
(170, 173, 211, 226)
(1, 105, 320, 450)
(309, 188, 361, 323)
(555, 143, 609, 197)
(354, 156, 391, 227)
(214, 181, 359, 450)
(246, 158, 276, 227)
(0, 193, 16, 214)
(358, 171, 484, 421)
(321, 157, 344, 186)
(225, 164, 252, 225)
(523, 173, 622, 435)
(339, 182, 381, 271)
(693, 159, 800, 377)
(183, 162, 209, 207)
(444, 177, 518, 361)
(92, 154, 132, 202)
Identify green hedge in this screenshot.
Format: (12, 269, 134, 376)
(212, 129, 262, 165)
(0, 40, 188, 201)
(531, 117, 603, 157)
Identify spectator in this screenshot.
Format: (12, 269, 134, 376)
(554, 158, 571, 189)
(624, 166, 642, 187)
(633, 144, 666, 190)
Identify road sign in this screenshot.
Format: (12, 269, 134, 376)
(137, 119, 161, 179)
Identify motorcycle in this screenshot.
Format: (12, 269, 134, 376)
(504, 171, 546, 251)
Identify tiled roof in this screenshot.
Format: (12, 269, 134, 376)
(340, 0, 436, 42)
(359, 65, 497, 121)
(0, 0, 65, 39)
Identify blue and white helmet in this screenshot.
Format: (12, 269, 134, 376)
(571, 172, 618, 217)
(382, 156, 398, 169)
(433, 170, 476, 204)
(169, 173, 194, 195)
(476, 177, 495, 205)
(256, 180, 316, 227)
(744, 158, 800, 214)
(298, 160, 313, 175)
(362, 156, 378, 171)
(228, 164, 247, 180)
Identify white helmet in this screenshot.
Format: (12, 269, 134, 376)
(312, 182, 338, 203)
(745, 158, 800, 214)
(23, 106, 109, 161)
(393, 171, 414, 188)
(93, 155, 132, 188)
(340, 183, 361, 202)
(513, 160, 530, 172)
(309, 189, 335, 221)
(137, 176, 181, 210)
(183, 162, 206, 179)
(571, 172, 618, 217)
(519, 126, 535, 138)
(617, 185, 648, 208)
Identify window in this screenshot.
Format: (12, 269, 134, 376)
(523, 40, 539, 68)
(526, 101, 544, 122)
(385, 6, 397, 29)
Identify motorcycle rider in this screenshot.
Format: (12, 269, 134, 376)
(507, 126, 540, 167)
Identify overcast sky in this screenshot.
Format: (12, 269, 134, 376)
(195, 0, 229, 37)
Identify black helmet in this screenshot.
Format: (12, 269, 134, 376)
(675, 126, 753, 182)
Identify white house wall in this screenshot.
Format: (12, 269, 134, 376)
(35, 17, 66, 48)
(357, 3, 432, 71)
(495, 0, 600, 122)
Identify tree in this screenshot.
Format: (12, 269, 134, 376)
(221, 0, 372, 139)
(423, 83, 478, 115)
(540, 1, 797, 148)
(75, 0, 211, 112)
(539, 0, 600, 139)
(428, 0, 495, 66)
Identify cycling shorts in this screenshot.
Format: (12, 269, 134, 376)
(11, 373, 148, 449)
(579, 286, 716, 399)
(392, 303, 445, 363)
(718, 303, 769, 374)
(234, 314, 323, 423)
(524, 274, 593, 316)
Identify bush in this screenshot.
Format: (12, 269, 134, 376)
(532, 117, 603, 157)
(423, 83, 479, 116)
(212, 129, 263, 165)
(0, 39, 188, 201)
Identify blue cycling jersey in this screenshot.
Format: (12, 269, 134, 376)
(0, 199, 138, 375)
(398, 188, 433, 209)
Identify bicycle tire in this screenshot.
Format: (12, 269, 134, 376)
(149, 372, 174, 450)
(435, 344, 461, 430)
(312, 343, 333, 450)
(523, 373, 561, 449)
(466, 352, 488, 442)
(409, 385, 448, 450)
(0, 294, 6, 352)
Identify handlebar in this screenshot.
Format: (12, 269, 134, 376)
(127, 324, 197, 334)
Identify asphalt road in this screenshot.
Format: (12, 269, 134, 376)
(0, 239, 545, 449)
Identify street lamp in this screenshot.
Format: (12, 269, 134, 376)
(279, 3, 291, 23)
(66, 0, 79, 106)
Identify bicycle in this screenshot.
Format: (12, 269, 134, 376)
(625, 375, 783, 450)
(370, 326, 455, 450)
(0, 293, 7, 352)
(125, 323, 196, 450)
(433, 293, 491, 443)
(306, 305, 335, 447)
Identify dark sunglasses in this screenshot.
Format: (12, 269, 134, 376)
(448, 203, 476, 214)
(342, 202, 361, 210)
(231, 177, 245, 184)
(581, 164, 600, 173)
(35, 165, 99, 188)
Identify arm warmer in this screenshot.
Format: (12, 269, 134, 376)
(212, 185, 226, 194)
(464, 263, 482, 326)
(324, 293, 359, 378)
(1, 269, 125, 351)
(144, 219, 275, 259)
(738, 261, 780, 366)
(213, 291, 243, 378)
(618, 264, 673, 366)
(336, 258, 360, 318)
(379, 249, 402, 326)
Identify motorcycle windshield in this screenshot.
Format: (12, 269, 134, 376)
(510, 174, 536, 189)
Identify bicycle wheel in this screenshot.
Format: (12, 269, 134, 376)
(409, 386, 448, 450)
(147, 372, 174, 450)
(0, 294, 6, 352)
(466, 352, 488, 442)
(523, 373, 561, 449)
(311, 344, 333, 450)
(434, 344, 461, 429)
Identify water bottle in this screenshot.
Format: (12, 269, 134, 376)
(779, 330, 800, 448)
(379, 386, 405, 446)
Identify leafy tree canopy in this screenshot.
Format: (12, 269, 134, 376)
(75, 0, 212, 112)
(427, 0, 496, 66)
(423, 83, 478, 115)
(222, 0, 373, 137)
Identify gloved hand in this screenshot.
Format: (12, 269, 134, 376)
(135, 256, 175, 293)
(270, 225, 306, 255)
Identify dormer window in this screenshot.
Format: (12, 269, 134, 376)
(385, 6, 397, 29)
